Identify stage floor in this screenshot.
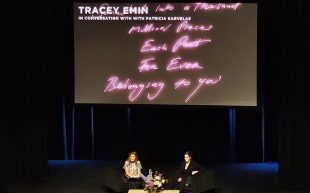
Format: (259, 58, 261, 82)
(9, 160, 300, 193)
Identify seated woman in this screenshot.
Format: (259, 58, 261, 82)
(175, 151, 204, 193)
(123, 151, 143, 189)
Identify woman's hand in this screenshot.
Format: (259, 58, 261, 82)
(178, 178, 182, 182)
(192, 171, 198, 175)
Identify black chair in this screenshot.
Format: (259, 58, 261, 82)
(102, 167, 145, 192)
(168, 168, 215, 193)
(102, 167, 129, 192)
(195, 168, 215, 193)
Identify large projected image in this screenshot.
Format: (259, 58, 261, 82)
(74, 3, 257, 106)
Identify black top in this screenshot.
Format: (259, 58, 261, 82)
(176, 160, 204, 178)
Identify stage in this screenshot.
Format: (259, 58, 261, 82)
(9, 161, 283, 193)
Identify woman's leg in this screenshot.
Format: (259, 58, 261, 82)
(128, 178, 141, 189)
(180, 176, 194, 193)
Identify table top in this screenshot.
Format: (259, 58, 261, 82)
(128, 190, 180, 193)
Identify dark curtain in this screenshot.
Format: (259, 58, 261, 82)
(1, 107, 48, 192)
(0, 128, 9, 192)
(1, 4, 49, 192)
(272, 0, 310, 190)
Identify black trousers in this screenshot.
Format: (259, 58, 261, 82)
(178, 176, 194, 193)
(127, 178, 142, 189)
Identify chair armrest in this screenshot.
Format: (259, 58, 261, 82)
(102, 167, 129, 192)
(196, 169, 215, 193)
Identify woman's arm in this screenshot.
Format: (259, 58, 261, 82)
(190, 161, 204, 175)
(136, 161, 142, 178)
(123, 161, 131, 177)
(176, 162, 183, 182)
(125, 167, 131, 177)
(137, 168, 141, 177)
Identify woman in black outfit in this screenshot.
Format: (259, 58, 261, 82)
(175, 151, 204, 193)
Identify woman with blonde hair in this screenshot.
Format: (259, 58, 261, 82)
(123, 151, 143, 188)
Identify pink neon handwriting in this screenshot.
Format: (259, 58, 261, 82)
(166, 57, 203, 71)
(104, 76, 222, 102)
(174, 78, 191, 89)
(152, 3, 241, 13)
(138, 57, 204, 72)
(176, 21, 213, 33)
(173, 76, 222, 102)
(128, 23, 172, 34)
(155, 4, 174, 12)
(138, 58, 158, 72)
(129, 22, 213, 34)
(193, 3, 241, 12)
(185, 76, 222, 103)
(140, 39, 168, 53)
(140, 36, 211, 54)
(104, 76, 165, 101)
(172, 35, 211, 52)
